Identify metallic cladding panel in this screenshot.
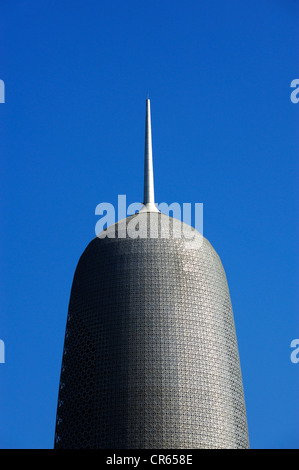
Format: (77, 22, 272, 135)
(55, 213, 249, 448)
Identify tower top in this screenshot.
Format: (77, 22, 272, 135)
(140, 98, 159, 213)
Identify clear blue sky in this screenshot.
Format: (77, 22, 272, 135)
(0, 0, 298, 449)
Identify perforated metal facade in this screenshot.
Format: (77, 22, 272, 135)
(54, 212, 249, 448)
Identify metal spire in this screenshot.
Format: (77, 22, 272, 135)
(140, 98, 159, 213)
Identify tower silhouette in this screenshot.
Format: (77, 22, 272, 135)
(54, 99, 249, 449)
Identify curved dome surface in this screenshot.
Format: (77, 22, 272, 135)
(55, 212, 249, 449)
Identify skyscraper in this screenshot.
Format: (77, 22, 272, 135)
(54, 99, 249, 449)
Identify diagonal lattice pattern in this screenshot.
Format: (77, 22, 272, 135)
(55, 213, 249, 448)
